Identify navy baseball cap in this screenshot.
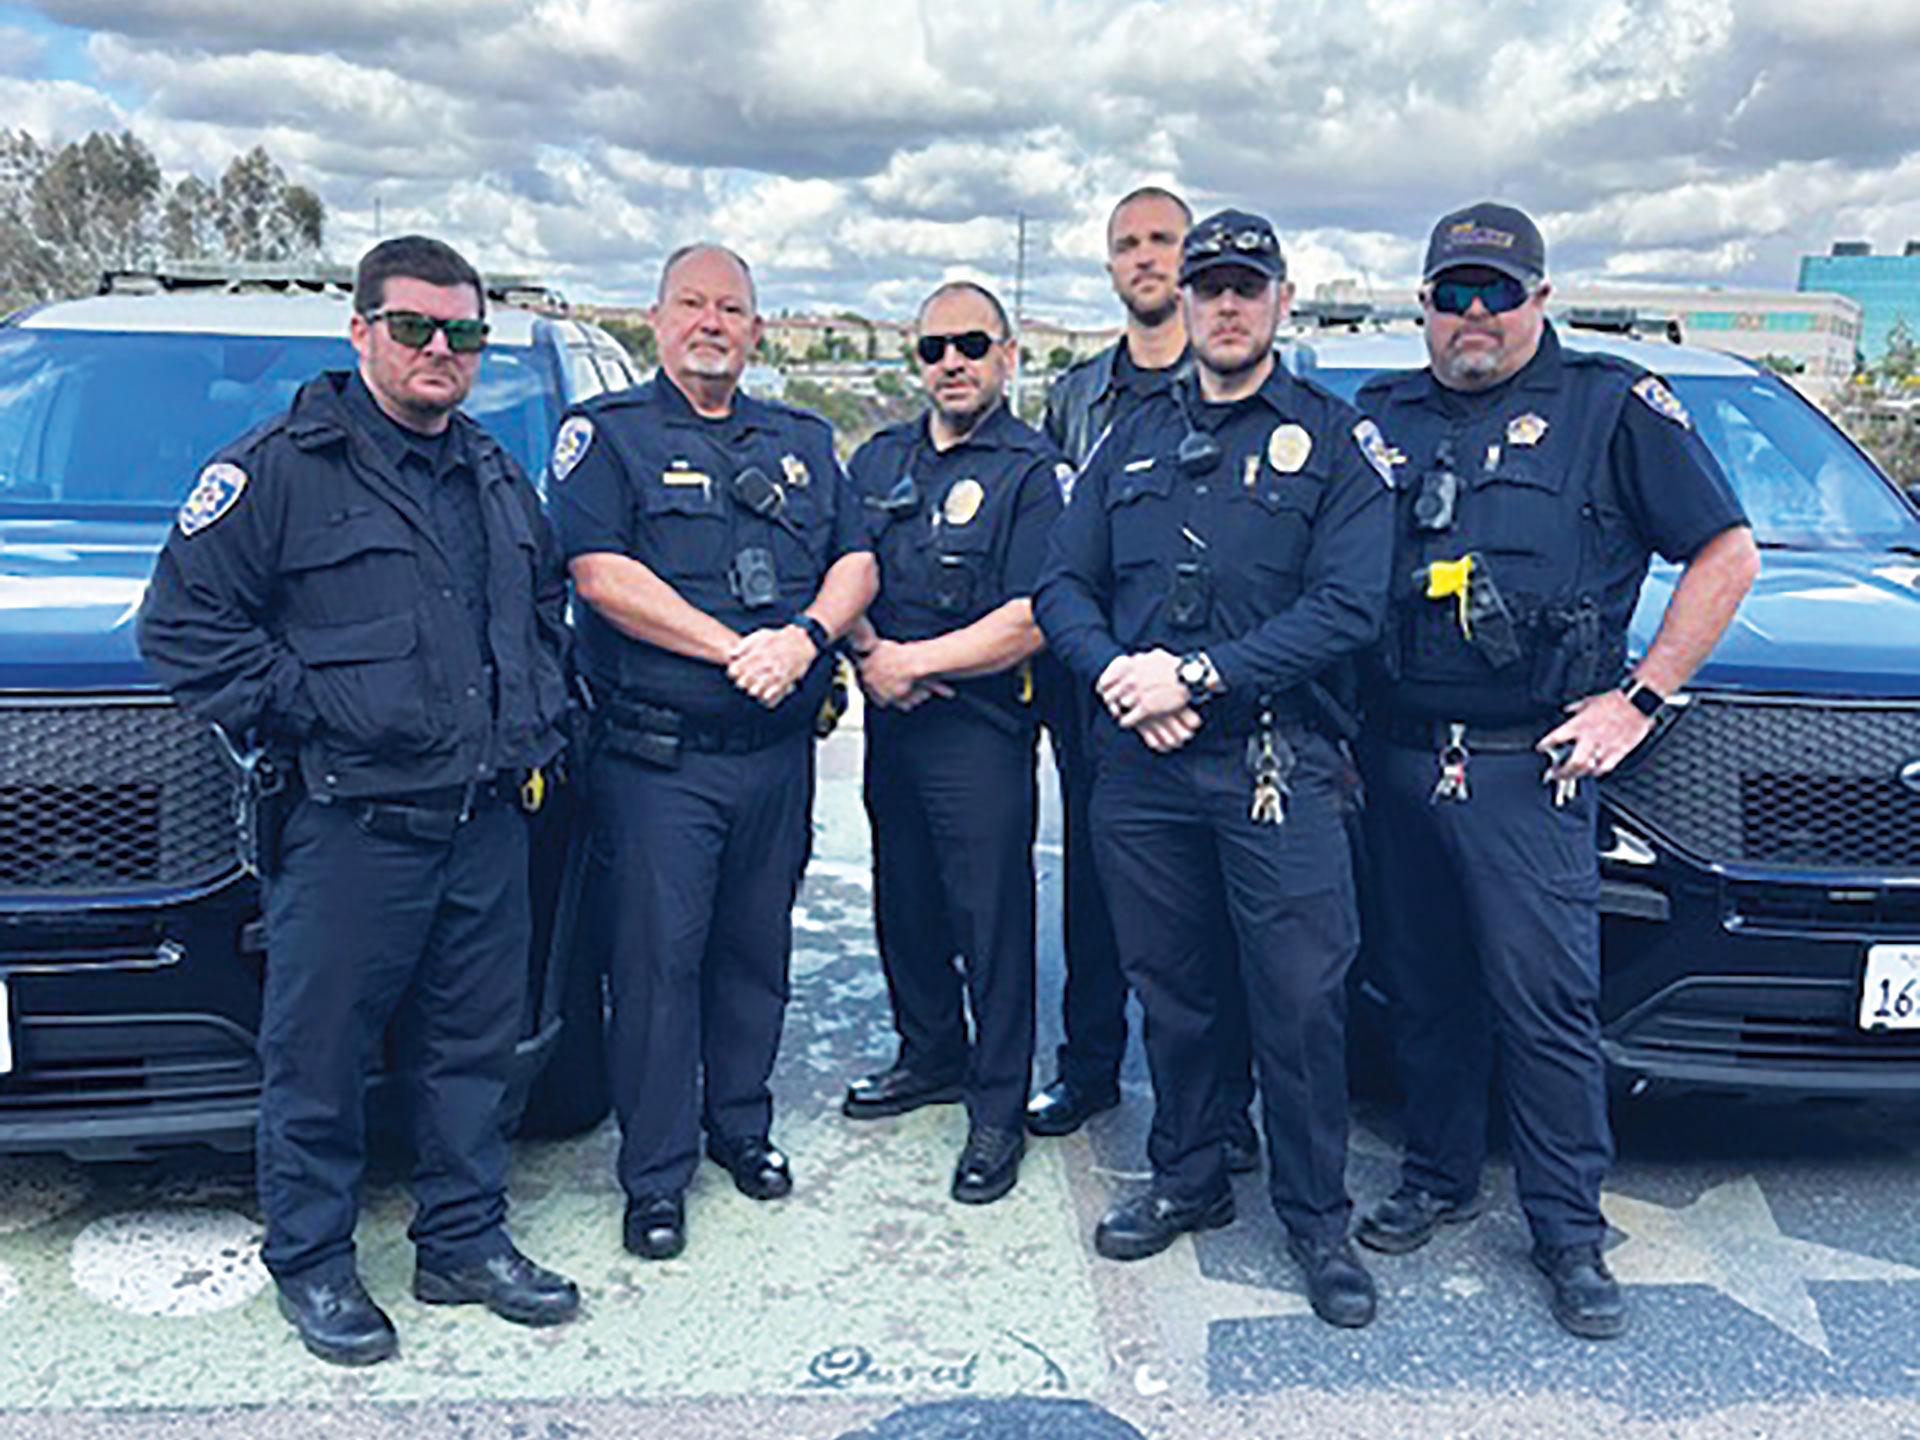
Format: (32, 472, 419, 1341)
(1180, 209, 1286, 285)
(1422, 202, 1546, 286)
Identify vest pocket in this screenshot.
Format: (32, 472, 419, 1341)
(286, 611, 435, 750)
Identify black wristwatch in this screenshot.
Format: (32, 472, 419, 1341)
(795, 614, 831, 655)
(1618, 675, 1667, 718)
(1177, 651, 1217, 705)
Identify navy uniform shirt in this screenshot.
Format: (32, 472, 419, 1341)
(849, 403, 1064, 670)
(1034, 364, 1394, 737)
(1357, 323, 1749, 725)
(549, 374, 870, 730)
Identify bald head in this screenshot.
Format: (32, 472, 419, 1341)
(657, 243, 757, 311)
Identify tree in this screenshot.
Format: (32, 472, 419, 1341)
(597, 316, 657, 368)
(1048, 345, 1075, 372)
(161, 175, 220, 261)
(30, 130, 163, 291)
(218, 146, 322, 262)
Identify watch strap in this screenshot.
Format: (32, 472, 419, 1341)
(1619, 676, 1666, 717)
(795, 614, 831, 655)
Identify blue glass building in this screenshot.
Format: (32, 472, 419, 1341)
(1798, 246, 1920, 367)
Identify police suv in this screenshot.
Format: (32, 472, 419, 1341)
(1300, 320, 1920, 1101)
(0, 270, 636, 1158)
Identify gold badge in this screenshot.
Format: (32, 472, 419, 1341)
(1506, 413, 1549, 447)
(1267, 423, 1312, 473)
(942, 478, 985, 526)
(781, 453, 810, 489)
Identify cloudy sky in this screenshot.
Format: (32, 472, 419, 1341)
(3, 0, 1919, 325)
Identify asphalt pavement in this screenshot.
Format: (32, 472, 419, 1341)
(2, 723, 1919, 1439)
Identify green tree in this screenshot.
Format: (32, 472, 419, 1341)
(30, 130, 163, 290)
(1048, 345, 1074, 372)
(218, 146, 323, 262)
(873, 370, 905, 398)
(597, 316, 657, 368)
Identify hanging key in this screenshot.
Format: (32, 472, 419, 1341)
(1431, 721, 1471, 804)
(1546, 741, 1578, 808)
(1246, 712, 1295, 826)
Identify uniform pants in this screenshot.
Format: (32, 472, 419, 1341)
(596, 733, 813, 1200)
(1090, 728, 1358, 1245)
(1359, 736, 1613, 1249)
(258, 795, 527, 1282)
(865, 703, 1038, 1133)
(1045, 686, 1127, 1093)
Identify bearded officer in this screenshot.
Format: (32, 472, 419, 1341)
(550, 243, 876, 1261)
(1034, 210, 1394, 1327)
(839, 281, 1063, 1204)
(139, 235, 579, 1365)
(1351, 202, 1757, 1339)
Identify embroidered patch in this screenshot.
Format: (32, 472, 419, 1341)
(177, 463, 248, 537)
(1632, 375, 1692, 429)
(1267, 423, 1312, 474)
(1352, 419, 1397, 488)
(549, 416, 593, 483)
(1506, 412, 1549, 446)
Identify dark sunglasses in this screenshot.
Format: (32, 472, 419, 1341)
(368, 309, 490, 353)
(1426, 274, 1532, 317)
(916, 330, 998, 364)
(1189, 271, 1271, 301)
(1186, 226, 1277, 260)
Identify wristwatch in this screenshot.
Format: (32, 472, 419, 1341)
(1177, 651, 1218, 705)
(794, 614, 831, 655)
(1618, 674, 1667, 718)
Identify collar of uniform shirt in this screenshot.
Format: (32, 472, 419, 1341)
(650, 370, 771, 442)
(342, 369, 469, 480)
(1178, 363, 1299, 425)
(923, 398, 1018, 453)
(1426, 317, 1567, 415)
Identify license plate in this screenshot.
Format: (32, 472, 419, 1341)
(0, 977, 12, 1076)
(1860, 944, 1920, 1030)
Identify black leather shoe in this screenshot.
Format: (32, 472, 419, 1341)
(951, 1125, 1025, 1204)
(275, 1271, 397, 1366)
(1287, 1236, 1378, 1328)
(623, 1193, 686, 1260)
(1532, 1242, 1627, 1339)
(707, 1134, 793, 1200)
(415, 1245, 580, 1327)
(843, 1063, 964, 1119)
(1356, 1184, 1486, 1255)
(1024, 1078, 1121, 1138)
(1223, 1126, 1261, 1176)
(1093, 1188, 1235, 1261)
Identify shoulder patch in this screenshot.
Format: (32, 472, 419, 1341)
(1352, 419, 1399, 488)
(177, 462, 249, 537)
(1632, 375, 1691, 430)
(549, 416, 594, 483)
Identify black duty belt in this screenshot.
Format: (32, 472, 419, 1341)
(601, 692, 805, 756)
(352, 775, 519, 843)
(1377, 712, 1552, 754)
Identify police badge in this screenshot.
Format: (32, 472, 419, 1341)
(781, 453, 811, 489)
(1506, 413, 1549, 447)
(1267, 423, 1313, 473)
(942, 478, 985, 526)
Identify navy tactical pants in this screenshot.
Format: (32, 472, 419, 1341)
(596, 732, 813, 1200)
(258, 794, 527, 1282)
(1090, 727, 1358, 1245)
(865, 702, 1038, 1133)
(1359, 735, 1613, 1250)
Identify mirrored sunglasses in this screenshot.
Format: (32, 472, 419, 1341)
(369, 309, 490, 353)
(1187, 227, 1277, 259)
(916, 330, 997, 364)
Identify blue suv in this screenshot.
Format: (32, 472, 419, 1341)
(1303, 327, 1920, 1100)
(0, 280, 635, 1158)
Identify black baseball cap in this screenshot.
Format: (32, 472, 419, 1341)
(1180, 209, 1286, 285)
(1422, 201, 1546, 286)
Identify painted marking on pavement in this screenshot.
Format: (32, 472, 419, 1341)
(70, 1208, 268, 1318)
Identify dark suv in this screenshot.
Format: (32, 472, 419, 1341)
(0, 280, 635, 1159)
(1303, 328, 1920, 1100)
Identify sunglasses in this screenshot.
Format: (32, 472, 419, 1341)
(916, 330, 999, 365)
(367, 309, 490, 353)
(1189, 271, 1272, 301)
(1186, 227, 1277, 260)
(1426, 274, 1533, 317)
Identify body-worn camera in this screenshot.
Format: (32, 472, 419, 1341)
(1167, 559, 1212, 630)
(730, 545, 779, 608)
(931, 553, 976, 614)
(1414, 468, 1459, 531)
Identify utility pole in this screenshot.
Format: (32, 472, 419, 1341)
(1013, 211, 1029, 413)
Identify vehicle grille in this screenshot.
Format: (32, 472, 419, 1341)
(0, 698, 242, 897)
(1605, 695, 1920, 874)
(1611, 979, 1920, 1071)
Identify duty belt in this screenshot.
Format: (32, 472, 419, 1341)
(1376, 712, 1551, 754)
(601, 692, 805, 756)
(352, 775, 519, 843)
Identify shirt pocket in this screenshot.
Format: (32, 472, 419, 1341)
(285, 611, 435, 751)
(1105, 464, 1176, 573)
(281, 506, 417, 626)
(1465, 454, 1571, 596)
(1232, 470, 1322, 586)
(639, 480, 730, 582)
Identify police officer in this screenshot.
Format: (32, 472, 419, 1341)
(551, 243, 876, 1262)
(840, 281, 1063, 1204)
(1352, 202, 1758, 1339)
(1034, 210, 1393, 1328)
(1032, 189, 1258, 1176)
(138, 236, 580, 1366)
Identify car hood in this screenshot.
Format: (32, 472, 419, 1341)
(1637, 546, 1920, 699)
(0, 516, 168, 690)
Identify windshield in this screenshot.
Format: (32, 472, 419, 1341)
(1315, 357, 1918, 552)
(0, 328, 557, 512)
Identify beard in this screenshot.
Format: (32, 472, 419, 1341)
(1123, 290, 1179, 328)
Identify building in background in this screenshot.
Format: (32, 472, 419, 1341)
(1799, 243, 1920, 369)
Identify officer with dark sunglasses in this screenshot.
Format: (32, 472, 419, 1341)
(1034, 209, 1394, 1328)
(1351, 201, 1757, 1340)
(550, 243, 876, 1264)
(838, 281, 1064, 1205)
(138, 235, 580, 1364)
